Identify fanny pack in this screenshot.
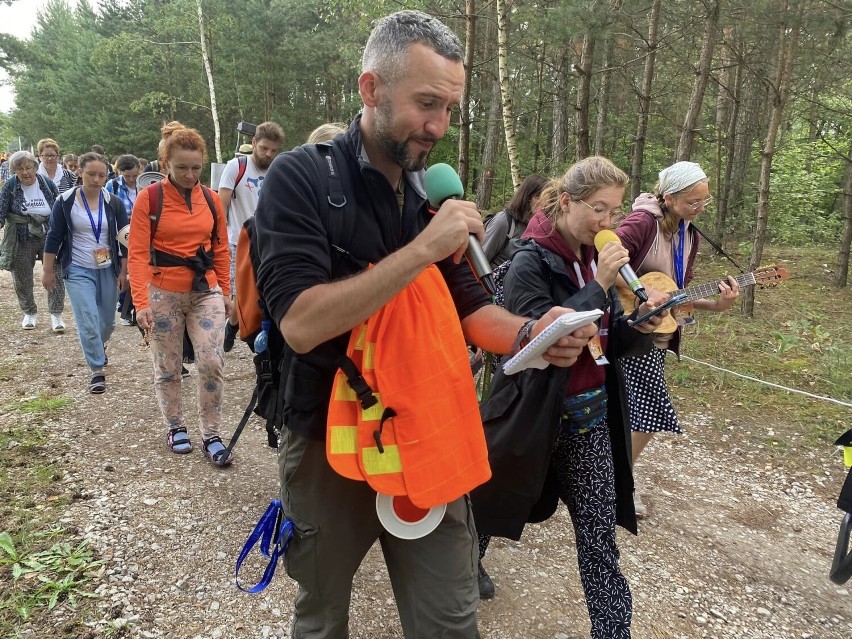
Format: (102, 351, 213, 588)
(560, 386, 607, 435)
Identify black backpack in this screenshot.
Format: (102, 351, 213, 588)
(225, 142, 357, 454)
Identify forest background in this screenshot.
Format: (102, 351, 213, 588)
(0, 0, 849, 296)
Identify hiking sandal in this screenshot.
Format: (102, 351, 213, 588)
(167, 427, 193, 454)
(89, 374, 106, 394)
(202, 436, 234, 467)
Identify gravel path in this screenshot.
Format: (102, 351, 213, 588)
(3, 270, 850, 639)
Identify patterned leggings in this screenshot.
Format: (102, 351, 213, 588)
(479, 421, 631, 639)
(11, 235, 64, 315)
(148, 285, 227, 440)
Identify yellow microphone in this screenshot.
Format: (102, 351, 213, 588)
(594, 230, 648, 302)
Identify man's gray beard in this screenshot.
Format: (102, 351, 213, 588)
(373, 100, 429, 172)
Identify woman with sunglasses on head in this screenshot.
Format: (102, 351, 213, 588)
(614, 161, 740, 518)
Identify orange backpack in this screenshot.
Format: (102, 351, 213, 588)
(326, 264, 491, 509)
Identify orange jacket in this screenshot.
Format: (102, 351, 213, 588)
(326, 264, 491, 509)
(128, 179, 230, 309)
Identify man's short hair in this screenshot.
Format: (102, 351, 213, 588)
(362, 10, 463, 88)
(254, 122, 284, 145)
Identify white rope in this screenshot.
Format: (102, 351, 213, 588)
(680, 355, 852, 409)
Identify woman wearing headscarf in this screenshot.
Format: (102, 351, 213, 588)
(614, 161, 740, 517)
(0, 150, 66, 331)
(42, 153, 128, 394)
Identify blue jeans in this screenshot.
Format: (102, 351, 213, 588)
(64, 264, 118, 373)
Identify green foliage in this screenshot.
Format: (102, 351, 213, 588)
(768, 137, 847, 244)
(0, 528, 102, 630)
(0, 0, 847, 255)
(13, 394, 71, 414)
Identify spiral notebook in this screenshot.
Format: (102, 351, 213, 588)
(502, 309, 604, 375)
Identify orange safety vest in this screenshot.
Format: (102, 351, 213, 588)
(326, 264, 491, 509)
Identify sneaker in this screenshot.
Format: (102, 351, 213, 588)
(478, 561, 495, 600)
(51, 314, 65, 333)
(634, 493, 648, 519)
(120, 317, 134, 326)
(223, 321, 239, 353)
(181, 365, 190, 378)
(21, 314, 37, 329)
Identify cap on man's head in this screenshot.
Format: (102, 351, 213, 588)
(237, 143, 253, 155)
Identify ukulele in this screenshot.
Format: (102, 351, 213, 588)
(617, 264, 790, 334)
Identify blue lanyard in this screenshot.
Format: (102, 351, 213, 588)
(81, 190, 104, 243)
(672, 219, 686, 288)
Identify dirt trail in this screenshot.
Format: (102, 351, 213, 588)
(2, 270, 850, 639)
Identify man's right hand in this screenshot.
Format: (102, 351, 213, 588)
(534, 306, 599, 368)
(412, 199, 483, 266)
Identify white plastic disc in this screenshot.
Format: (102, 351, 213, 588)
(117, 224, 131, 248)
(376, 493, 447, 540)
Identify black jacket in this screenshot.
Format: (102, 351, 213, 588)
(471, 239, 653, 540)
(45, 187, 128, 279)
(253, 115, 490, 440)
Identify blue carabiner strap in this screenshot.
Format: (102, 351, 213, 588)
(235, 499, 295, 593)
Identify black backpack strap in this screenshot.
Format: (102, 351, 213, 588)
(147, 182, 164, 268)
(199, 185, 220, 245)
(302, 142, 363, 270)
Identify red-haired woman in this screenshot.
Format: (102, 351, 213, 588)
(128, 127, 233, 466)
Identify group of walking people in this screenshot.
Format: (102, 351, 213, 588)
(0, 9, 747, 639)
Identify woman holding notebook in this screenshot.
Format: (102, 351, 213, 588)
(472, 157, 664, 639)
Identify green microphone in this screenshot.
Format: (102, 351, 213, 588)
(423, 163, 496, 295)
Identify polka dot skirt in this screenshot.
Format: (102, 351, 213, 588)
(620, 348, 681, 434)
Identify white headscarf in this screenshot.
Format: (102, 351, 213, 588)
(658, 161, 707, 195)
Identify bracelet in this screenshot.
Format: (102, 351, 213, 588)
(511, 319, 537, 355)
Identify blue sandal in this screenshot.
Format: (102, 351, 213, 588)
(167, 427, 193, 454)
(203, 436, 234, 467)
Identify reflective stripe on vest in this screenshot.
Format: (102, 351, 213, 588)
(326, 264, 491, 509)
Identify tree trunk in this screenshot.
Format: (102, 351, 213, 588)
(630, 0, 661, 202)
(836, 140, 852, 288)
(551, 43, 572, 169)
(496, 0, 521, 189)
(458, 0, 476, 190)
(574, 32, 595, 161)
(716, 51, 743, 243)
(594, 0, 623, 157)
(196, 0, 222, 163)
(532, 40, 546, 173)
(713, 26, 733, 233)
(675, 0, 720, 162)
(745, 1, 802, 316)
(476, 14, 501, 212)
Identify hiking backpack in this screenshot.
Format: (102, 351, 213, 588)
(226, 142, 357, 455)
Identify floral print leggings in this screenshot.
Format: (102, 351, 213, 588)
(148, 285, 227, 440)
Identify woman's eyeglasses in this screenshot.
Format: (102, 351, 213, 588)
(683, 195, 713, 210)
(577, 199, 623, 219)
(40, 154, 59, 160)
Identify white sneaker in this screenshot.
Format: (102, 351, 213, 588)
(51, 314, 66, 333)
(22, 314, 37, 329)
(634, 493, 648, 518)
